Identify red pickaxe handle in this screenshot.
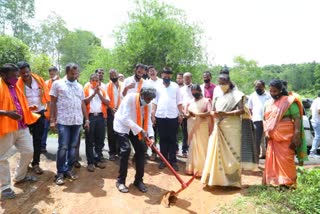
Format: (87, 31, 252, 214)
(146, 139, 187, 188)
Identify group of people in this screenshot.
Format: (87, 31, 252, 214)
(0, 61, 317, 200)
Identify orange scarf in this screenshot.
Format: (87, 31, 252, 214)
(107, 81, 121, 109)
(17, 73, 50, 104)
(0, 79, 40, 137)
(84, 84, 108, 118)
(46, 77, 60, 91)
(137, 79, 143, 93)
(136, 93, 148, 140)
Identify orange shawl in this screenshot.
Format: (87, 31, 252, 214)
(17, 73, 50, 104)
(107, 81, 121, 109)
(0, 79, 40, 137)
(84, 84, 107, 118)
(137, 79, 143, 93)
(135, 93, 148, 140)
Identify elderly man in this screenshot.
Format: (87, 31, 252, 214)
(50, 63, 89, 185)
(152, 67, 183, 171)
(0, 64, 40, 200)
(106, 69, 122, 161)
(114, 86, 156, 193)
(17, 61, 50, 175)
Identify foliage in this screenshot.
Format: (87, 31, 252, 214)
(230, 56, 263, 95)
(79, 47, 115, 85)
(29, 53, 53, 80)
(57, 30, 102, 70)
(0, 0, 35, 44)
(220, 167, 320, 214)
(30, 13, 68, 68)
(0, 35, 30, 65)
(113, 0, 206, 78)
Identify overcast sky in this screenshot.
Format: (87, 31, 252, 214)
(35, 0, 320, 66)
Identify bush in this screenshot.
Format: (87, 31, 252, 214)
(0, 35, 30, 66)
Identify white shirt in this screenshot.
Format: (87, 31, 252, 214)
(122, 75, 148, 96)
(180, 84, 193, 106)
(25, 77, 45, 112)
(248, 91, 271, 122)
(50, 79, 85, 125)
(147, 77, 162, 91)
(86, 87, 110, 113)
(113, 93, 154, 137)
(106, 82, 122, 108)
(311, 97, 320, 123)
(153, 82, 182, 118)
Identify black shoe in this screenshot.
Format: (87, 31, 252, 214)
(109, 154, 116, 161)
(116, 182, 129, 193)
(73, 161, 81, 168)
(171, 163, 179, 171)
(159, 162, 166, 169)
(134, 181, 148, 193)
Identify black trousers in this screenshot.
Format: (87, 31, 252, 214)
(182, 118, 189, 153)
(116, 131, 145, 184)
(254, 121, 264, 159)
(107, 109, 119, 156)
(85, 113, 106, 164)
(157, 117, 178, 163)
(28, 110, 45, 166)
(151, 123, 158, 154)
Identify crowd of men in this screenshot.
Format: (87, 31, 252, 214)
(1, 61, 319, 200)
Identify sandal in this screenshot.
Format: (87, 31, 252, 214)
(32, 165, 43, 175)
(116, 182, 129, 193)
(1, 188, 16, 200)
(15, 175, 38, 184)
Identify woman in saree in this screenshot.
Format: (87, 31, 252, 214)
(263, 79, 302, 187)
(185, 84, 213, 177)
(201, 74, 245, 188)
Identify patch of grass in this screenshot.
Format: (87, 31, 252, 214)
(220, 167, 320, 214)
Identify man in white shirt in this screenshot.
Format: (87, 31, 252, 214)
(248, 80, 271, 160)
(50, 63, 89, 185)
(17, 61, 50, 175)
(122, 64, 147, 96)
(84, 74, 110, 172)
(180, 72, 193, 157)
(106, 69, 122, 161)
(310, 93, 320, 158)
(113, 87, 156, 193)
(152, 67, 184, 171)
(146, 66, 162, 161)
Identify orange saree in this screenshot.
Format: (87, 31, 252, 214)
(263, 95, 302, 186)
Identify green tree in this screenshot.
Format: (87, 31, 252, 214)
(0, 35, 30, 65)
(29, 53, 53, 80)
(113, 0, 206, 77)
(231, 56, 263, 94)
(31, 13, 68, 67)
(57, 30, 102, 69)
(1, 0, 35, 44)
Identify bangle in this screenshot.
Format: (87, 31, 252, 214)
(85, 119, 90, 123)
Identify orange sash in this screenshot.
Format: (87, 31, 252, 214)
(0, 79, 40, 137)
(137, 79, 143, 93)
(107, 81, 121, 109)
(17, 73, 50, 104)
(135, 93, 148, 140)
(84, 84, 107, 118)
